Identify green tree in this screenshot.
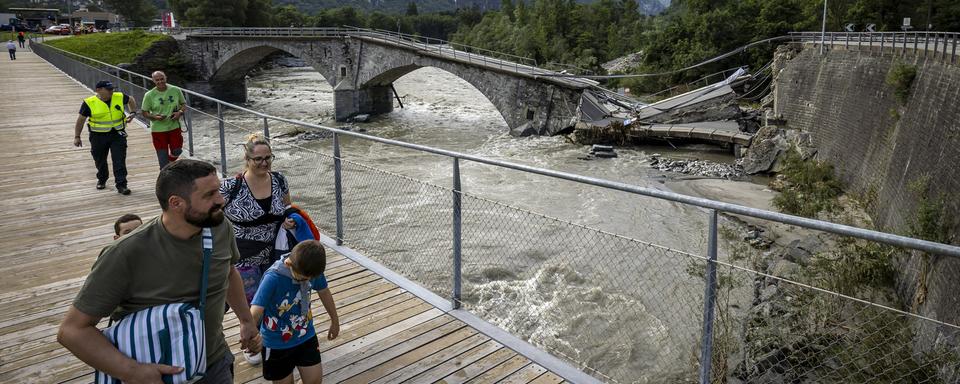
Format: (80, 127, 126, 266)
(274, 5, 306, 27)
(313, 7, 362, 28)
(245, 0, 274, 27)
(501, 0, 515, 21)
(406, 1, 419, 16)
(103, 0, 157, 27)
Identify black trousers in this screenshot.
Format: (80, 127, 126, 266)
(8, 49, 14, 60)
(89, 131, 127, 188)
(17, 40, 24, 48)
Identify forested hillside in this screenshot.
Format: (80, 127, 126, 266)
(271, 0, 669, 15)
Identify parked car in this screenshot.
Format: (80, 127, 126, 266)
(44, 25, 71, 35)
(0, 23, 32, 32)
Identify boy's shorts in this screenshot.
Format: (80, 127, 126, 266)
(261, 336, 322, 380)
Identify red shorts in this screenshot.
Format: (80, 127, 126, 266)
(151, 128, 183, 157)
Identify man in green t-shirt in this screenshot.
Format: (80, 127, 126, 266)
(58, 159, 261, 383)
(141, 71, 187, 169)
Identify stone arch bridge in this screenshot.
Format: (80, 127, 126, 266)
(177, 28, 600, 136)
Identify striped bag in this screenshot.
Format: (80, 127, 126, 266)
(94, 228, 214, 384)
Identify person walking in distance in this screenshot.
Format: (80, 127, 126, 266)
(74, 80, 138, 195)
(141, 71, 187, 169)
(6, 40, 15, 60)
(17, 32, 25, 49)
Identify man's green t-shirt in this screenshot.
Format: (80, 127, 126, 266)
(142, 85, 186, 132)
(74, 216, 240, 366)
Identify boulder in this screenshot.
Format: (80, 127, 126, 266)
(739, 126, 786, 174)
(511, 122, 537, 137)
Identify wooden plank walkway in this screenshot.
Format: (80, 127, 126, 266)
(0, 48, 569, 384)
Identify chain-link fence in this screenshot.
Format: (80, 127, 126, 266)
(32, 39, 960, 384)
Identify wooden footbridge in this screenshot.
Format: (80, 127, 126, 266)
(0, 47, 575, 384)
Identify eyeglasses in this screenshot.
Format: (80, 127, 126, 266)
(248, 155, 274, 164)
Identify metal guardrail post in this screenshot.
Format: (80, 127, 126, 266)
(333, 133, 344, 245)
(933, 33, 939, 61)
(184, 94, 194, 156)
(924, 32, 929, 59)
(941, 33, 947, 62)
(217, 102, 227, 176)
(698, 209, 719, 384)
(879, 32, 884, 54)
(452, 157, 463, 309)
(899, 32, 904, 56)
(953, 33, 958, 64)
(263, 116, 269, 139)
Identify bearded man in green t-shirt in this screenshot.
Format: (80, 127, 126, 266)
(141, 71, 187, 169)
(58, 159, 261, 383)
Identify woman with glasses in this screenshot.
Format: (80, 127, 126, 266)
(220, 133, 292, 365)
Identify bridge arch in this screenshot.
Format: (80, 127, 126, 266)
(206, 41, 337, 102)
(363, 64, 513, 130)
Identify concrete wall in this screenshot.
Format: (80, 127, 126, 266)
(773, 45, 960, 350)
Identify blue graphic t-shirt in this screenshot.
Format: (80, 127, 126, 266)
(252, 268, 328, 349)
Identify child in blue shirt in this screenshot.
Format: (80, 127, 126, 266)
(251, 240, 340, 384)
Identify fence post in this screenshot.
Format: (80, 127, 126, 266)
(698, 209, 719, 384)
(333, 133, 344, 245)
(263, 116, 270, 139)
(184, 93, 194, 156)
(950, 33, 960, 64)
(452, 157, 463, 310)
(933, 33, 940, 61)
(217, 102, 227, 176)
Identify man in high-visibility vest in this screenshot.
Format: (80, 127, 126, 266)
(74, 80, 139, 195)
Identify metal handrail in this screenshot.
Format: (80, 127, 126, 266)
(347, 26, 539, 67)
(31, 38, 960, 260)
(790, 31, 959, 55)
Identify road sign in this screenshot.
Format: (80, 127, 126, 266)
(866, 24, 876, 32)
(845, 23, 855, 32)
(902, 17, 912, 31)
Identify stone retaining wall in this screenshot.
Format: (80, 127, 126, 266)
(773, 45, 960, 349)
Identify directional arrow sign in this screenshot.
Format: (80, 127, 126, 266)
(845, 23, 855, 32)
(866, 23, 876, 32)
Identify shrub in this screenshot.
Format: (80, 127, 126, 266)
(885, 61, 917, 104)
(771, 149, 843, 218)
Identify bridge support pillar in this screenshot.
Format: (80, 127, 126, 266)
(334, 84, 394, 121)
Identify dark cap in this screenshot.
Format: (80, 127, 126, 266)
(95, 80, 114, 90)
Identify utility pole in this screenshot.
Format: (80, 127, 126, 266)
(66, 0, 73, 28)
(820, 0, 827, 55)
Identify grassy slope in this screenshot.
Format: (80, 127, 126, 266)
(45, 31, 171, 65)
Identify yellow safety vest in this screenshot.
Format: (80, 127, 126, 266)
(84, 92, 126, 133)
